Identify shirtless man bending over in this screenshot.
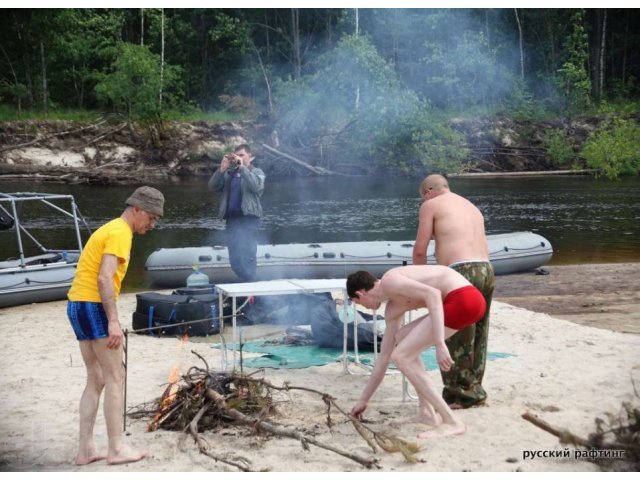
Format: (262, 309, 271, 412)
(347, 265, 486, 438)
(412, 174, 495, 409)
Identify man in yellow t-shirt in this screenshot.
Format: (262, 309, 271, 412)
(67, 186, 164, 466)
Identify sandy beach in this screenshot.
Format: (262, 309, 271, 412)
(1, 265, 639, 473)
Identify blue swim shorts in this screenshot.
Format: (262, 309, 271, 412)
(67, 301, 109, 341)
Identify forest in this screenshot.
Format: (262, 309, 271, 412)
(1, 8, 639, 178)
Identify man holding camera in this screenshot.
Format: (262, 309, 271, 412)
(208, 144, 265, 282)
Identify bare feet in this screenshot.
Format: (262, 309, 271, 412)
(415, 411, 443, 428)
(107, 444, 147, 465)
(417, 421, 466, 439)
(75, 445, 107, 466)
(417, 401, 442, 427)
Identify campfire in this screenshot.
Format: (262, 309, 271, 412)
(129, 351, 421, 471)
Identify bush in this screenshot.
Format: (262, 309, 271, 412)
(581, 118, 640, 179)
(543, 129, 574, 167)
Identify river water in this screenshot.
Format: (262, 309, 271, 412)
(1, 175, 639, 291)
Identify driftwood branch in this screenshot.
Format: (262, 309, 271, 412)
(189, 403, 255, 471)
(449, 169, 597, 178)
(261, 143, 337, 175)
(205, 387, 380, 469)
(522, 411, 592, 447)
(230, 376, 420, 463)
(81, 122, 128, 148)
(0, 118, 108, 153)
(522, 410, 635, 452)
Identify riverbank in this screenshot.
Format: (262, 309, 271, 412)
(0, 116, 617, 184)
(0, 263, 638, 473)
(494, 262, 640, 334)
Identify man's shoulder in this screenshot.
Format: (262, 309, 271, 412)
(435, 191, 477, 208)
(94, 218, 131, 239)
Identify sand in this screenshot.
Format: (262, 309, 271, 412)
(0, 289, 638, 473)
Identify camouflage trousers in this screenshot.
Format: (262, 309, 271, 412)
(440, 261, 495, 408)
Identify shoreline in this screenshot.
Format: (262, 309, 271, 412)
(449, 169, 597, 178)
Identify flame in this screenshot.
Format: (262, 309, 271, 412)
(147, 331, 191, 431)
(167, 366, 180, 386)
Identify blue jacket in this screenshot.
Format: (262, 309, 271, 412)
(208, 164, 265, 219)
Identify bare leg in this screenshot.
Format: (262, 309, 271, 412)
(395, 315, 441, 428)
(406, 357, 442, 427)
(392, 318, 466, 439)
(93, 338, 146, 465)
(75, 341, 107, 466)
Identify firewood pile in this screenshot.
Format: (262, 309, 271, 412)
(128, 351, 421, 471)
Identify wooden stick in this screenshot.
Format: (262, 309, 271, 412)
(229, 375, 420, 462)
(188, 403, 255, 471)
(205, 388, 380, 469)
(522, 411, 591, 447)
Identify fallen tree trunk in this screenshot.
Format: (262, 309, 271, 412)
(261, 143, 337, 175)
(0, 118, 108, 154)
(450, 169, 596, 178)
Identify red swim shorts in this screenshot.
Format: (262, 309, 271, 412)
(443, 285, 486, 330)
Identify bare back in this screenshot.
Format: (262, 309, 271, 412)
(415, 191, 489, 266)
(381, 265, 471, 314)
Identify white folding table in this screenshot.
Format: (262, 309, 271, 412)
(216, 278, 351, 370)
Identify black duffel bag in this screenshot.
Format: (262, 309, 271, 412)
(132, 292, 220, 337)
(173, 286, 233, 319)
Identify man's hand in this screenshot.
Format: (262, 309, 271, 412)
(220, 155, 232, 172)
(436, 344, 454, 371)
(106, 320, 124, 349)
(350, 400, 368, 420)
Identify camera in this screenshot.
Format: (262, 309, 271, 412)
(225, 154, 240, 170)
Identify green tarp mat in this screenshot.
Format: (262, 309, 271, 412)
(211, 341, 513, 370)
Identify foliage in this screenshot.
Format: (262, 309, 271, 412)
(273, 35, 468, 175)
(556, 10, 592, 116)
(1, 8, 640, 175)
(542, 128, 574, 166)
(50, 9, 123, 108)
(0, 104, 101, 122)
(502, 79, 541, 121)
(581, 118, 640, 179)
(0, 82, 29, 110)
(218, 94, 256, 114)
(422, 29, 516, 111)
(95, 43, 184, 121)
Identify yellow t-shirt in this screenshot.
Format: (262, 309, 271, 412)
(67, 217, 133, 302)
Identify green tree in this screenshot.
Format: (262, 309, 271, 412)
(274, 35, 468, 174)
(557, 10, 592, 115)
(51, 9, 123, 108)
(95, 43, 183, 121)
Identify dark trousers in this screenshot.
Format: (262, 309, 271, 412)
(225, 215, 259, 282)
(440, 261, 495, 407)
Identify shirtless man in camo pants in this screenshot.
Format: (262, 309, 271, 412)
(413, 174, 495, 409)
